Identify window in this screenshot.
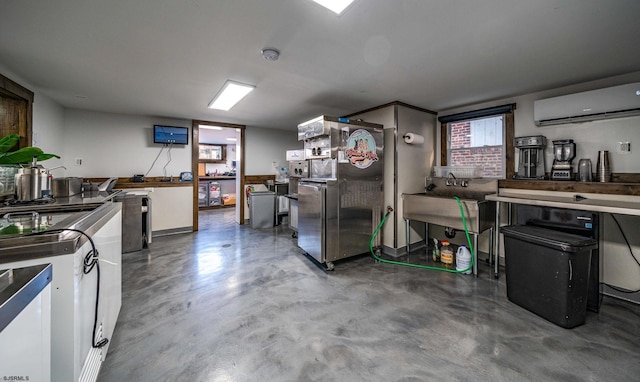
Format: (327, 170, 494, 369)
(449, 116, 504, 178)
(439, 104, 515, 179)
(198, 144, 226, 162)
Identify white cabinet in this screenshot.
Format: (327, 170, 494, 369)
(122, 186, 192, 235)
(0, 203, 122, 382)
(0, 266, 52, 382)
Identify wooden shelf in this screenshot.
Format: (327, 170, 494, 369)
(500, 176, 640, 196)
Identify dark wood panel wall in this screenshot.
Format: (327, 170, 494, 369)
(0, 73, 34, 149)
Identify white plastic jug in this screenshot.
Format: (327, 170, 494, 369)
(456, 245, 472, 275)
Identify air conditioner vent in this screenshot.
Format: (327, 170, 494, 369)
(534, 82, 640, 126)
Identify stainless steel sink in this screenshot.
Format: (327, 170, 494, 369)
(402, 178, 497, 234)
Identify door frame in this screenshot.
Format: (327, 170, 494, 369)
(192, 120, 246, 231)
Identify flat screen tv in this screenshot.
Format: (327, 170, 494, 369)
(154, 125, 188, 144)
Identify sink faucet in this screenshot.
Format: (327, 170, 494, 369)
(446, 172, 457, 186)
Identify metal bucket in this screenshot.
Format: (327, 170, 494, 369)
(15, 166, 51, 200)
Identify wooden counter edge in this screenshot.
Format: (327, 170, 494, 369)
(499, 178, 640, 196)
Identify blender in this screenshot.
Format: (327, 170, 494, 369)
(551, 139, 576, 180)
(514, 135, 547, 179)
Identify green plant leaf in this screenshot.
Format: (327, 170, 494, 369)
(0, 135, 60, 164)
(0, 224, 21, 235)
(0, 147, 61, 164)
(0, 134, 20, 154)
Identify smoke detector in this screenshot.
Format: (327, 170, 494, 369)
(261, 48, 280, 61)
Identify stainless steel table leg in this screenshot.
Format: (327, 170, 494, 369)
(489, 226, 494, 271)
(473, 233, 479, 276)
(425, 223, 429, 250)
(494, 201, 501, 278)
(405, 219, 410, 254)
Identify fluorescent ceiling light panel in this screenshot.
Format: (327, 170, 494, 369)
(199, 125, 223, 130)
(208, 80, 255, 111)
(310, 0, 355, 15)
(226, 138, 237, 141)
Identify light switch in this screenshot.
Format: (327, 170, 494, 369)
(617, 141, 631, 154)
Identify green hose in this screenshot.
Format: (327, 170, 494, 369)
(369, 196, 475, 273)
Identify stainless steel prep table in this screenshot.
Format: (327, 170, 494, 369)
(486, 189, 640, 278)
(0, 191, 121, 262)
(0, 190, 120, 214)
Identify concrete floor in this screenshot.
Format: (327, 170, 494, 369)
(99, 209, 640, 381)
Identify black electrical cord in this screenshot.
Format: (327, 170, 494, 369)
(144, 144, 166, 177)
(609, 213, 640, 267)
(163, 143, 173, 178)
(28, 227, 109, 348)
(605, 213, 640, 294)
(604, 283, 640, 294)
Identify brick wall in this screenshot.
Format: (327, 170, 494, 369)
(450, 121, 503, 177)
(450, 122, 471, 149)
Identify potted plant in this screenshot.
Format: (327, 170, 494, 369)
(0, 134, 60, 164)
(0, 134, 60, 197)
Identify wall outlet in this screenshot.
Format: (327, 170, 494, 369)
(617, 141, 631, 154)
(74, 157, 83, 166)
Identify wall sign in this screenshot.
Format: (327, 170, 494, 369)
(345, 129, 378, 169)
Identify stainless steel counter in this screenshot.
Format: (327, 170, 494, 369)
(0, 202, 122, 263)
(0, 190, 120, 215)
(486, 190, 640, 216)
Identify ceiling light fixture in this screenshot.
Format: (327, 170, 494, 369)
(310, 0, 355, 15)
(199, 125, 223, 130)
(208, 80, 255, 111)
(261, 48, 280, 61)
(226, 137, 237, 142)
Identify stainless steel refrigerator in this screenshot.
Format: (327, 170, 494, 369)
(297, 116, 384, 270)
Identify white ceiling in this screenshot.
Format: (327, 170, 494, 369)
(2, 0, 640, 131)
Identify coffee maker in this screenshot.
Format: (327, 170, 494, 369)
(551, 139, 576, 180)
(514, 135, 547, 179)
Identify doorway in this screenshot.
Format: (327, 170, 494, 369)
(192, 120, 246, 231)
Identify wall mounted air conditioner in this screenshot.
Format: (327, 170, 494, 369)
(534, 82, 640, 126)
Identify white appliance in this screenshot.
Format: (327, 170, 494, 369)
(534, 82, 640, 126)
(0, 204, 122, 382)
(0, 265, 52, 382)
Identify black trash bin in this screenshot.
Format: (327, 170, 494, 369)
(501, 225, 598, 328)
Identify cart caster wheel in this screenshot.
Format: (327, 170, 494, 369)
(292, 232, 297, 238)
(325, 262, 335, 271)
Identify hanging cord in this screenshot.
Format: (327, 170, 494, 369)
(28, 228, 109, 348)
(144, 144, 166, 177)
(163, 143, 173, 178)
(369, 196, 474, 273)
(606, 213, 640, 293)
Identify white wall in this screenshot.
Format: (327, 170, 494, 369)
(244, 126, 301, 175)
(32, 92, 65, 170)
(62, 109, 192, 179)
